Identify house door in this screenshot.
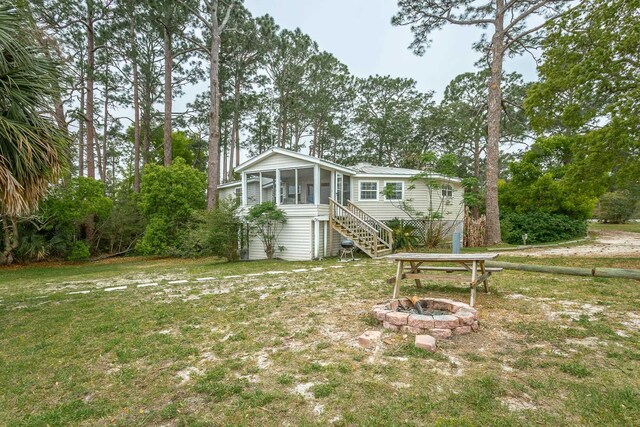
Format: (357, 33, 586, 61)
(335, 173, 343, 204)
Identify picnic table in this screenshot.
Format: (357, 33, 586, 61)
(388, 253, 501, 306)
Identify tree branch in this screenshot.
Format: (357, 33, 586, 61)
(218, 0, 235, 34)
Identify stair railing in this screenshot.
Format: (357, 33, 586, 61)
(329, 198, 393, 257)
(346, 201, 394, 252)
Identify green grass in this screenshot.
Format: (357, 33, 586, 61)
(1, 254, 639, 425)
(589, 222, 640, 233)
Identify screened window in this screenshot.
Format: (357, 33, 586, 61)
(359, 181, 378, 201)
(280, 169, 297, 205)
(384, 182, 403, 200)
(246, 173, 260, 206)
(261, 170, 276, 203)
(441, 184, 453, 198)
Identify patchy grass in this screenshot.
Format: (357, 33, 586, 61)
(1, 254, 639, 425)
(589, 222, 640, 233)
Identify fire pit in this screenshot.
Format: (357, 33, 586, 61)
(372, 297, 479, 339)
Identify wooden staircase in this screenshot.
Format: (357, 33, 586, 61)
(329, 198, 394, 258)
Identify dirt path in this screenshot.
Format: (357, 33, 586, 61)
(518, 230, 640, 257)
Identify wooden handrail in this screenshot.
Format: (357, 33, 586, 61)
(346, 200, 393, 234)
(329, 198, 394, 256)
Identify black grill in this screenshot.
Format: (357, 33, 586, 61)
(341, 239, 354, 249)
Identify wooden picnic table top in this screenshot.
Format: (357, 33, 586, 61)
(388, 253, 499, 262)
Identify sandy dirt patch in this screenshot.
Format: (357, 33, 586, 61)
(517, 230, 640, 257)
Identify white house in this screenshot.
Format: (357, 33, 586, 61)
(218, 148, 464, 261)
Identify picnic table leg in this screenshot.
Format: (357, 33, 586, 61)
(480, 261, 489, 293)
(409, 261, 422, 288)
(470, 260, 477, 307)
(392, 260, 404, 299)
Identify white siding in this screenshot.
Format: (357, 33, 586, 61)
(351, 177, 464, 222)
(246, 205, 322, 261)
(218, 185, 239, 202)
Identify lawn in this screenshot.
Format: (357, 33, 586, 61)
(1, 254, 639, 426)
(589, 222, 640, 234)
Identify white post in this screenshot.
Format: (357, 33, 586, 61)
(275, 169, 281, 205)
(314, 219, 320, 259)
(313, 165, 320, 206)
(258, 172, 263, 204)
(241, 172, 247, 206)
(294, 169, 299, 205)
(323, 221, 328, 258)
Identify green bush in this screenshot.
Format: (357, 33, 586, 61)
(136, 216, 172, 256)
(98, 186, 145, 254)
(28, 177, 112, 259)
(501, 211, 587, 244)
(137, 158, 206, 256)
(246, 202, 287, 259)
(174, 199, 241, 260)
(594, 191, 637, 223)
(67, 241, 90, 261)
(387, 218, 419, 250)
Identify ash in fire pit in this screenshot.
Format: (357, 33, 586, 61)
(372, 297, 479, 339)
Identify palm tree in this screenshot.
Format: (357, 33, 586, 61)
(0, 3, 69, 263)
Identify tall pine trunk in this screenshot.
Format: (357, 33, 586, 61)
(102, 57, 109, 181)
(131, 18, 141, 192)
(485, 1, 505, 245)
(85, 0, 95, 179)
(163, 26, 173, 166)
(228, 77, 240, 181)
(206, 1, 222, 210)
(473, 138, 481, 220)
(142, 85, 152, 166)
(79, 80, 85, 177)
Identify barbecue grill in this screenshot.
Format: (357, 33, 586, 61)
(339, 239, 355, 262)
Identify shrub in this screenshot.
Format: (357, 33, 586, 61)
(67, 241, 90, 261)
(139, 158, 206, 222)
(501, 211, 587, 244)
(136, 216, 172, 256)
(387, 218, 419, 250)
(32, 177, 112, 258)
(138, 159, 206, 256)
(98, 187, 145, 254)
(594, 191, 637, 223)
(174, 199, 241, 260)
(246, 202, 287, 259)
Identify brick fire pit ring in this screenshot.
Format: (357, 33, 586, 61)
(372, 297, 479, 339)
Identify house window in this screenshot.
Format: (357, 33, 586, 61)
(234, 187, 242, 202)
(384, 181, 403, 200)
(359, 181, 378, 201)
(441, 184, 453, 198)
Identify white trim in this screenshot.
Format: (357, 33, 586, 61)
(217, 180, 242, 189)
(359, 180, 379, 201)
(236, 147, 356, 175)
(383, 180, 404, 201)
(275, 169, 281, 206)
(313, 165, 320, 205)
(354, 172, 462, 183)
(241, 173, 247, 206)
(441, 183, 454, 198)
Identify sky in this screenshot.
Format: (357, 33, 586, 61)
(167, 0, 541, 162)
(242, 0, 539, 100)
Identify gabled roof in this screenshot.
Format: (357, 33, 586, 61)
(353, 163, 423, 176)
(353, 162, 462, 183)
(233, 148, 462, 183)
(235, 147, 356, 175)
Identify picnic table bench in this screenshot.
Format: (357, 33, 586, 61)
(387, 253, 501, 306)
